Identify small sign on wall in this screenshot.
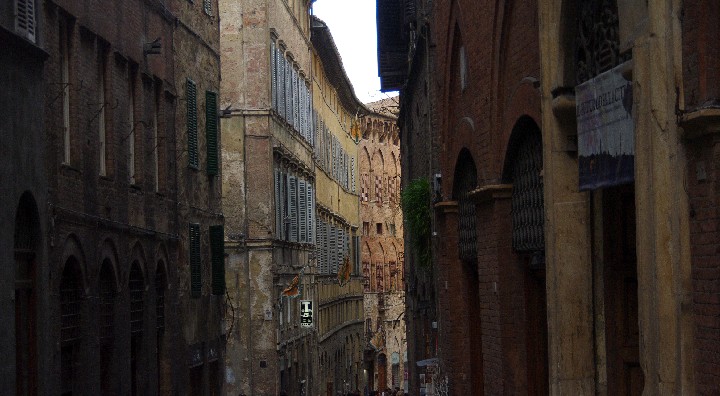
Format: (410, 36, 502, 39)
(300, 300, 313, 327)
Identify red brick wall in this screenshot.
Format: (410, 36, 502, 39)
(429, 0, 541, 394)
(682, 2, 720, 393)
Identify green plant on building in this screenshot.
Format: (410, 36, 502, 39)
(401, 178, 432, 269)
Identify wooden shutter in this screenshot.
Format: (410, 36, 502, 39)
(275, 168, 282, 239)
(271, 41, 277, 112)
(206, 91, 219, 175)
(279, 50, 286, 119)
(298, 179, 307, 243)
(351, 158, 356, 193)
(307, 183, 314, 244)
(189, 224, 201, 298)
(187, 79, 199, 168)
(285, 58, 292, 123)
(15, 0, 36, 43)
(288, 175, 298, 242)
(210, 225, 225, 295)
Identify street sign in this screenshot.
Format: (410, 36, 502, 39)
(300, 300, 313, 327)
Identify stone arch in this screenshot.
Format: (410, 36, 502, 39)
(14, 191, 40, 395)
(128, 241, 148, 286)
(452, 148, 478, 263)
(61, 235, 88, 291)
(99, 238, 120, 292)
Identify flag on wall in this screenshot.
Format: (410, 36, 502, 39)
(282, 274, 301, 298)
(337, 255, 352, 286)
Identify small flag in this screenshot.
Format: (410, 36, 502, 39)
(282, 274, 301, 298)
(369, 326, 385, 351)
(337, 255, 352, 286)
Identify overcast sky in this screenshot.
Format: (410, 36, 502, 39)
(312, 0, 398, 104)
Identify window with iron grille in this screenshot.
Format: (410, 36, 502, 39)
(156, 264, 166, 331)
(129, 263, 144, 335)
(454, 150, 478, 262)
(60, 260, 83, 346)
(362, 261, 370, 292)
(60, 259, 83, 395)
(510, 132, 545, 253)
(575, 0, 629, 85)
(99, 261, 115, 342)
(189, 224, 201, 297)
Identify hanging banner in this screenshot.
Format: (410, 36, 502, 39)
(576, 62, 634, 190)
(299, 300, 313, 327)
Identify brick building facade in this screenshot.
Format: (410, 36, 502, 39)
(1, 0, 224, 394)
(359, 99, 407, 393)
(380, 0, 720, 395)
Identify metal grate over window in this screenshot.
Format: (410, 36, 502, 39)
(61, 261, 83, 346)
(575, 0, 630, 85)
(511, 132, 545, 253)
(99, 262, 115, 342)
(454, 151, 478, 262)
(156, 264, 166, 331)
(129, 263, 144, 335)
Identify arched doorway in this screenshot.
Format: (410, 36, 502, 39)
(452, 148, 484, 394)
(60, 256, 84, 396)
(129, 260, 145, 396)
(15, 192, 40, 396)
(503, 117, 548, 395)
(99, 257, 117, 394)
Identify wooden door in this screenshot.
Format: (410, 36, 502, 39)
(525, 263, 548, 396)
(603, 185, 643, 395)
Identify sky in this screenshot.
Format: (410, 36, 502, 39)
(312, 0, 398, 104)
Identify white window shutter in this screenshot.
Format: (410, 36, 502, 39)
(279, 52, 286, 119)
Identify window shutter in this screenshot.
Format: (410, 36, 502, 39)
(298, 179, 307, 243)
(271, 41, 277, 112)
(353, 235, 360, 275)
(203, 0, 212, 15)
(14, 0, 36, 43)
(329, 226, 337, 274)
(279, 51, 286, 119)
(187, 79, 199, 168)
(292, 68, 299, 129)
(285, 59, 292, 124)
(307, 183, 314, 244)
(275, 168, 282, 239)
(351, 158, 356, 193)
(336, 227, 344, 274)
(189, 224, 201, 298)
(288, 175, 298, 242)
(210, 225, 225, 295)
(206, 91, 219, 175)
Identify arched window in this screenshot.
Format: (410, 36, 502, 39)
(60, 257, 84, 396)
(15, 193, 39, 396)
(129, 261, 145, 396)
(156, 261, 168, 395)
(99, 259, 117, 394)
(453, 149, 478, 262)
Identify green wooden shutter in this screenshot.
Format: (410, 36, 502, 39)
(206, 91, 218, 175)
(187, 79, 198, 168)
(189, 223, 201, 298)
(210, 225, 225, 295)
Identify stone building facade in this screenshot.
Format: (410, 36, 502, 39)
(220, 1, 364, 394)
(311, 16, 366, 396)
(359, 100, 407, 393)
(380, 0, 720, 395)
(0, 0, 225, 394)
(1, 0, 49, 393)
